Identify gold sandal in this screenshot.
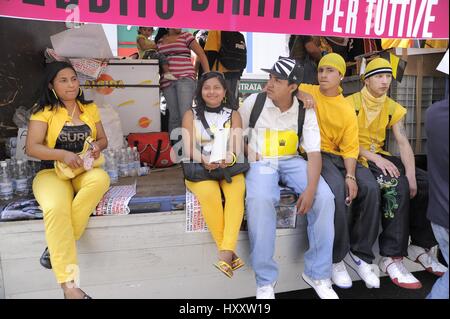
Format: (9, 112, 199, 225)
(214, 260, 233, 278)
(231, 256, 245, 271)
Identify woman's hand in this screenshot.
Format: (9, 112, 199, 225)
(63, 151, 84, 169)
(201, 155, 220, 171)
(203, 162, 220, 171)
(90, 141, 101, 160)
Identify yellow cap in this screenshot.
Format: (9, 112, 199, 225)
(364, 58, 392, 80)
(318, 53, 346, 77)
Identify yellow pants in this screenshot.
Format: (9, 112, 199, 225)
(185, 173, 245, 252)
(33, 168, 110, 283)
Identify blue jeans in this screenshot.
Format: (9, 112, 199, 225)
(427, 223, 449, 299)
(245, 157, 335, 287)
(162, 77, 196, 138)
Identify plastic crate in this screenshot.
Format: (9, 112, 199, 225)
(386, 75, 446, 155)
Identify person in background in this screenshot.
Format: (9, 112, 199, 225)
(157, 28, 211, 142)
(425, 93, 449, 299)
(289, 35, 322, 85)
(26, 61, 110, 299)
(182, 71, 246, 279)
(299, 53, 381, 290)
(204, 30, 246, 103)
(346, 58, 447, 289)
(240, 57, 337, 299)
(136, 26, 177, 81)
(193, 29, 209, 79)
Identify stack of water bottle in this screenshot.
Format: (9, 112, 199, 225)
(0, 159, 40, 201)
(103, 146, 150, 184)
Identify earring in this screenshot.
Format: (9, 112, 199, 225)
(222, 96, 227, 104)
(78, 88, 83, 97)
(51, 89, 59, 100)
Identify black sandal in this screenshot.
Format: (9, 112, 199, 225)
(39, 247, 52, 269)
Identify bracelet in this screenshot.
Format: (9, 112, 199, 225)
(228, 152, 237, 166)
(345, 174, 356, 182)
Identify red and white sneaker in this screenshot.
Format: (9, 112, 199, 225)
(379, 257, 422, 289)
(407, 244, 448, 277)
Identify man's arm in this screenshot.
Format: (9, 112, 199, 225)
(392, 119, 417, 198)
(360, 147, 400, 178)
(296, 151, 321, 215)
(343, 157, 358, 204)
(297, 109, 321, 214)
(239, 94, 261, 162)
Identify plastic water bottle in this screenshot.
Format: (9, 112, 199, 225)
(106, 150, 119, 184)
(127, 147, 137, 177)
(0, 161, 14, 201)
(26, 161, 35, 190)
(132, 147, 141, 175)
(118, 148, 129, 177)
(139, 162, 150, 176)
(14, 159, 29, 196)
(7, 158, 17, 193)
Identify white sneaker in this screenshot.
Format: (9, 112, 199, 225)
(256, 282, 275, 299)
(163, 73, 177, 81)
(379, 257, 422, 289)
(302, 273, 339, 299)
(331, 261, 352, 288)
(407, 244, 448, 277)
(345, 252, 380, 289)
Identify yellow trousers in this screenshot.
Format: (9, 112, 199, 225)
(33, 168, 110, 283)
(185, 173, 245, 252)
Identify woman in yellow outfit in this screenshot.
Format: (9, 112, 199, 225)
(26, 61, 110, 299)
(182, 71, 246, 278)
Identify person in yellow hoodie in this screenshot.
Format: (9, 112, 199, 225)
(298, 53, 381, 290)
(346, 58, 447, 290)
(26, 61, 110, 299)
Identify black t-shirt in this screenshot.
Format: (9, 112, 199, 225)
(40, 124, 91, 170)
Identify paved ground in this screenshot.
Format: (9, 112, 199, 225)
(275, 270, 438, 299)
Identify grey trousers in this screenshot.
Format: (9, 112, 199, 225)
(321, 153, 381, 264)
(162, 77, 196, 141)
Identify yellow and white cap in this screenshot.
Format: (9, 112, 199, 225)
(363, 58, 392, 80)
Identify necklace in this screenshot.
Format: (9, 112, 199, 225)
(361, 97, 383, 153)
(67, 104, 78, 126)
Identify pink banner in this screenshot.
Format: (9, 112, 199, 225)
(0, 0, 448, 38)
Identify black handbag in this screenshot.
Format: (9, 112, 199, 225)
(182, 110, 249, 183)
(182, 159, 249, 183)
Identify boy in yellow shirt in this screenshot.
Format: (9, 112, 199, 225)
(299, 53, 381, 290)
(346, 58, 447, 289)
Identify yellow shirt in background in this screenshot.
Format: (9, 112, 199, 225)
(424, 40, 449, 49)
(346, 92, 406, 166)
(299, 84, 359, 159)
(381, 39, 412, 49)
